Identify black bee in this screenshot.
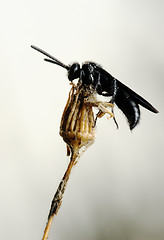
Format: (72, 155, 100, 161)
(31, 45, 158, 130)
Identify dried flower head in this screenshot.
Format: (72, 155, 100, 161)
(60, 83, 96, 161)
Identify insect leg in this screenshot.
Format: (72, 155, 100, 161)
(111, 108, 119, 129)
(93, 110, 104, 127)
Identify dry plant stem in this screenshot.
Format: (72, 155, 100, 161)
(42, 215, 53, 240)
(42, 153, 78, 240)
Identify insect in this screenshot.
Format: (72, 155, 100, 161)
(31, 45, 158, 130)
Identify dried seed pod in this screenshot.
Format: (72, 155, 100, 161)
(60, 84, 96, 161)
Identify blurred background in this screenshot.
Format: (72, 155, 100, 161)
(0, 0, 163, 239)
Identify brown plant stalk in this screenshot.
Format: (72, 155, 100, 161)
(42, 154, 78, 240)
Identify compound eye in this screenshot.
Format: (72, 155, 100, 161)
(68, 63, 80, 81)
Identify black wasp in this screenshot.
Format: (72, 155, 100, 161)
(31, 45, 158, 130)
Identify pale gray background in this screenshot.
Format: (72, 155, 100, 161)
(0, 0, 163, 240)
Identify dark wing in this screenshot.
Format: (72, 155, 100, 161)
(115, 81, 158, 129)
(93, 65, 158, 130)
(116, 81, 158, 113)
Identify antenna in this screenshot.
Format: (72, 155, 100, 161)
(31, 45, 69, 70)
